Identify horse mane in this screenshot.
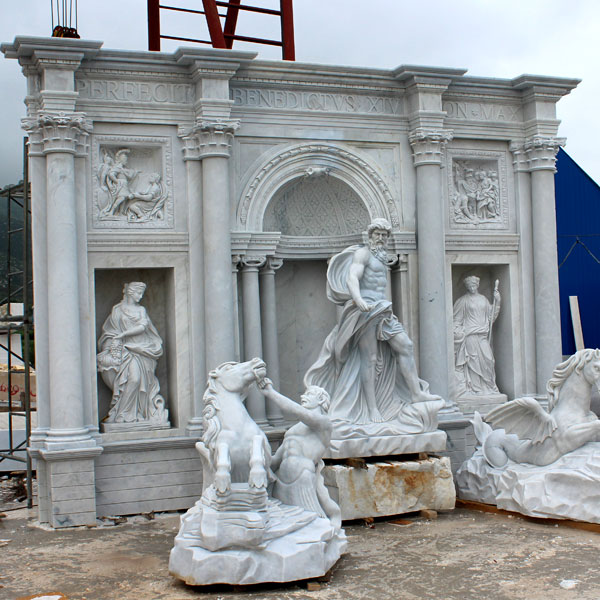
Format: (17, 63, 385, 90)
(547, 348, 600, 411)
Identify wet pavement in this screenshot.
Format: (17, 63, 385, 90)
(1, 506, 600, 600)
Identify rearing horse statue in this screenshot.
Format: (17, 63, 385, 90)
(196, 358, 272, 494)
(475, 348, 600, 467)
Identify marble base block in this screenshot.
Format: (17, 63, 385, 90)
(169, 517, 347, 585)
(100, 421, 171, 433)
(323, 456, 455, 520)
(325, 430, 447, 460)
(457, 444, 600, 523)
(455, 393, 507, 416)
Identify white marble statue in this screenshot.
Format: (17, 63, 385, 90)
(169, 358, 346, 586)
(303, 218, 445, 457)
(97, 282, 169, 430)
(453, 276, 501, 397)
(457, 349, 600, 522)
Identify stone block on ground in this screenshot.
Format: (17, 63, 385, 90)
(323, 456, 455, 521)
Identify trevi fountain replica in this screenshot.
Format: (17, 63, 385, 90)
(3, 33, 598, 585)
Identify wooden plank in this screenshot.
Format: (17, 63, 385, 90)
(96, 495, 199, 518)
(569, 295, 585, 350)
(95, 469, 201, 492)
(95, 457, 201, 479)
(456, 499, 600, 533)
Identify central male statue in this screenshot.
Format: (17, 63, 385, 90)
(304, 218, 440, 426)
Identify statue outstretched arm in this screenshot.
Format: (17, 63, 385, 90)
(259, 380, 329, 431)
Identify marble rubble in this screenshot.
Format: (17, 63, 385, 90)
(1, 34, 579, 526)
(169, 358, 346, 585)
(457, 349, 600, 522)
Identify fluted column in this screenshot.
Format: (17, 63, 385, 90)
(260, 257, 285, 426)
(179, 129, 205, 431)
(23, 113, 94, 447)
(197, 120, 239, 372)
(524, 136, 565, 390)
(409, 128, 453, 400)
(241, 256, 267, 424)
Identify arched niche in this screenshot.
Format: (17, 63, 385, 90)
(237, 142, 401, 232)
(263, 175, 369, 236)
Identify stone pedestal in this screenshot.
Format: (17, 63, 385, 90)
(456, 393, 507, 416)
(323, 456, 455, 521)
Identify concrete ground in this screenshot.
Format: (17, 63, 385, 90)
(1, 506, 600, 600)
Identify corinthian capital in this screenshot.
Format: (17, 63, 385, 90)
(196, 120, 240, 159)
(522, 136, 565, 172)
(408, 128, 453, 166)
(22, 111, 92, 156)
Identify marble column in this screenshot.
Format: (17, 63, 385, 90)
(179, 129, 205, 431)
(24, 113, 95, 447)
(510, 142, 537, 396)
(197, 121, 239, 372)
(232, 255, 242, 362)
(524, 136, 565, 391)
(241, 256, 268, 425)
(409, 128, 453, 401)
(391, 254, 411, 341)
(260, 257, 285, 426)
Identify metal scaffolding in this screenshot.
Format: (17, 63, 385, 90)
(0, 138, 34, 508)
(147, 0, 295, 60)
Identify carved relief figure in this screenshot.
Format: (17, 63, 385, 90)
(453, 276, 501, 397)
(97, 148, 168, 223)
(304, 218, 441, 427)
(452, 160, 500, 225)
(97, 282, 169, 428)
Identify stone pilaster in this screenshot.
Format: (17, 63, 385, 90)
(179, 128, 206, 432)
(509, 141, 536, 396)
(240, 255, 268, 425)
(260, 257, 285, 426)
(409, 127, 453, 401)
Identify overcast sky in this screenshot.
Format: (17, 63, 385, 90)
(0, 0, 598, 187)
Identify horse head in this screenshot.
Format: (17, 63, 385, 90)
(547, 348, 600, 411)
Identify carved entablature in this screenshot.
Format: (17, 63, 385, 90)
(91, 135, 174, 229)
(446, 149, 508, 230)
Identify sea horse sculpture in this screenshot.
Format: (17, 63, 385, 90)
(475, 348, 600, 467)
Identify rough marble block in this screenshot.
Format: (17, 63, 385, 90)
(323, 456, 455, 521)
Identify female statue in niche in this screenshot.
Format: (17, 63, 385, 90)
(453, 275, 501, 397)
(97, 281, 169, 428)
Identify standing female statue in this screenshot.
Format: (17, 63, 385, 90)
(97, 282, 169, 429)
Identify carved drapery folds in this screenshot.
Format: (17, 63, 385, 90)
(408, 128, 453, 167)
(23, 111, 92, 156)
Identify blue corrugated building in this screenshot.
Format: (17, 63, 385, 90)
(555, 148, 600, 354)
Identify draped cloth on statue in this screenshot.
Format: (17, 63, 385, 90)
(453, 293, 499, 395)
(98, 302, 166, 424)
(304, 246, 441, 435)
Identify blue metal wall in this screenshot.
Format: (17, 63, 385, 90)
(555, 148, 600, 354)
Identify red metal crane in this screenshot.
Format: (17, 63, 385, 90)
(147, 0, 295, 60)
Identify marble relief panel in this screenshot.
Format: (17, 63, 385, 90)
(91, 135, 174, 229)
(446, 149, 508, 230)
